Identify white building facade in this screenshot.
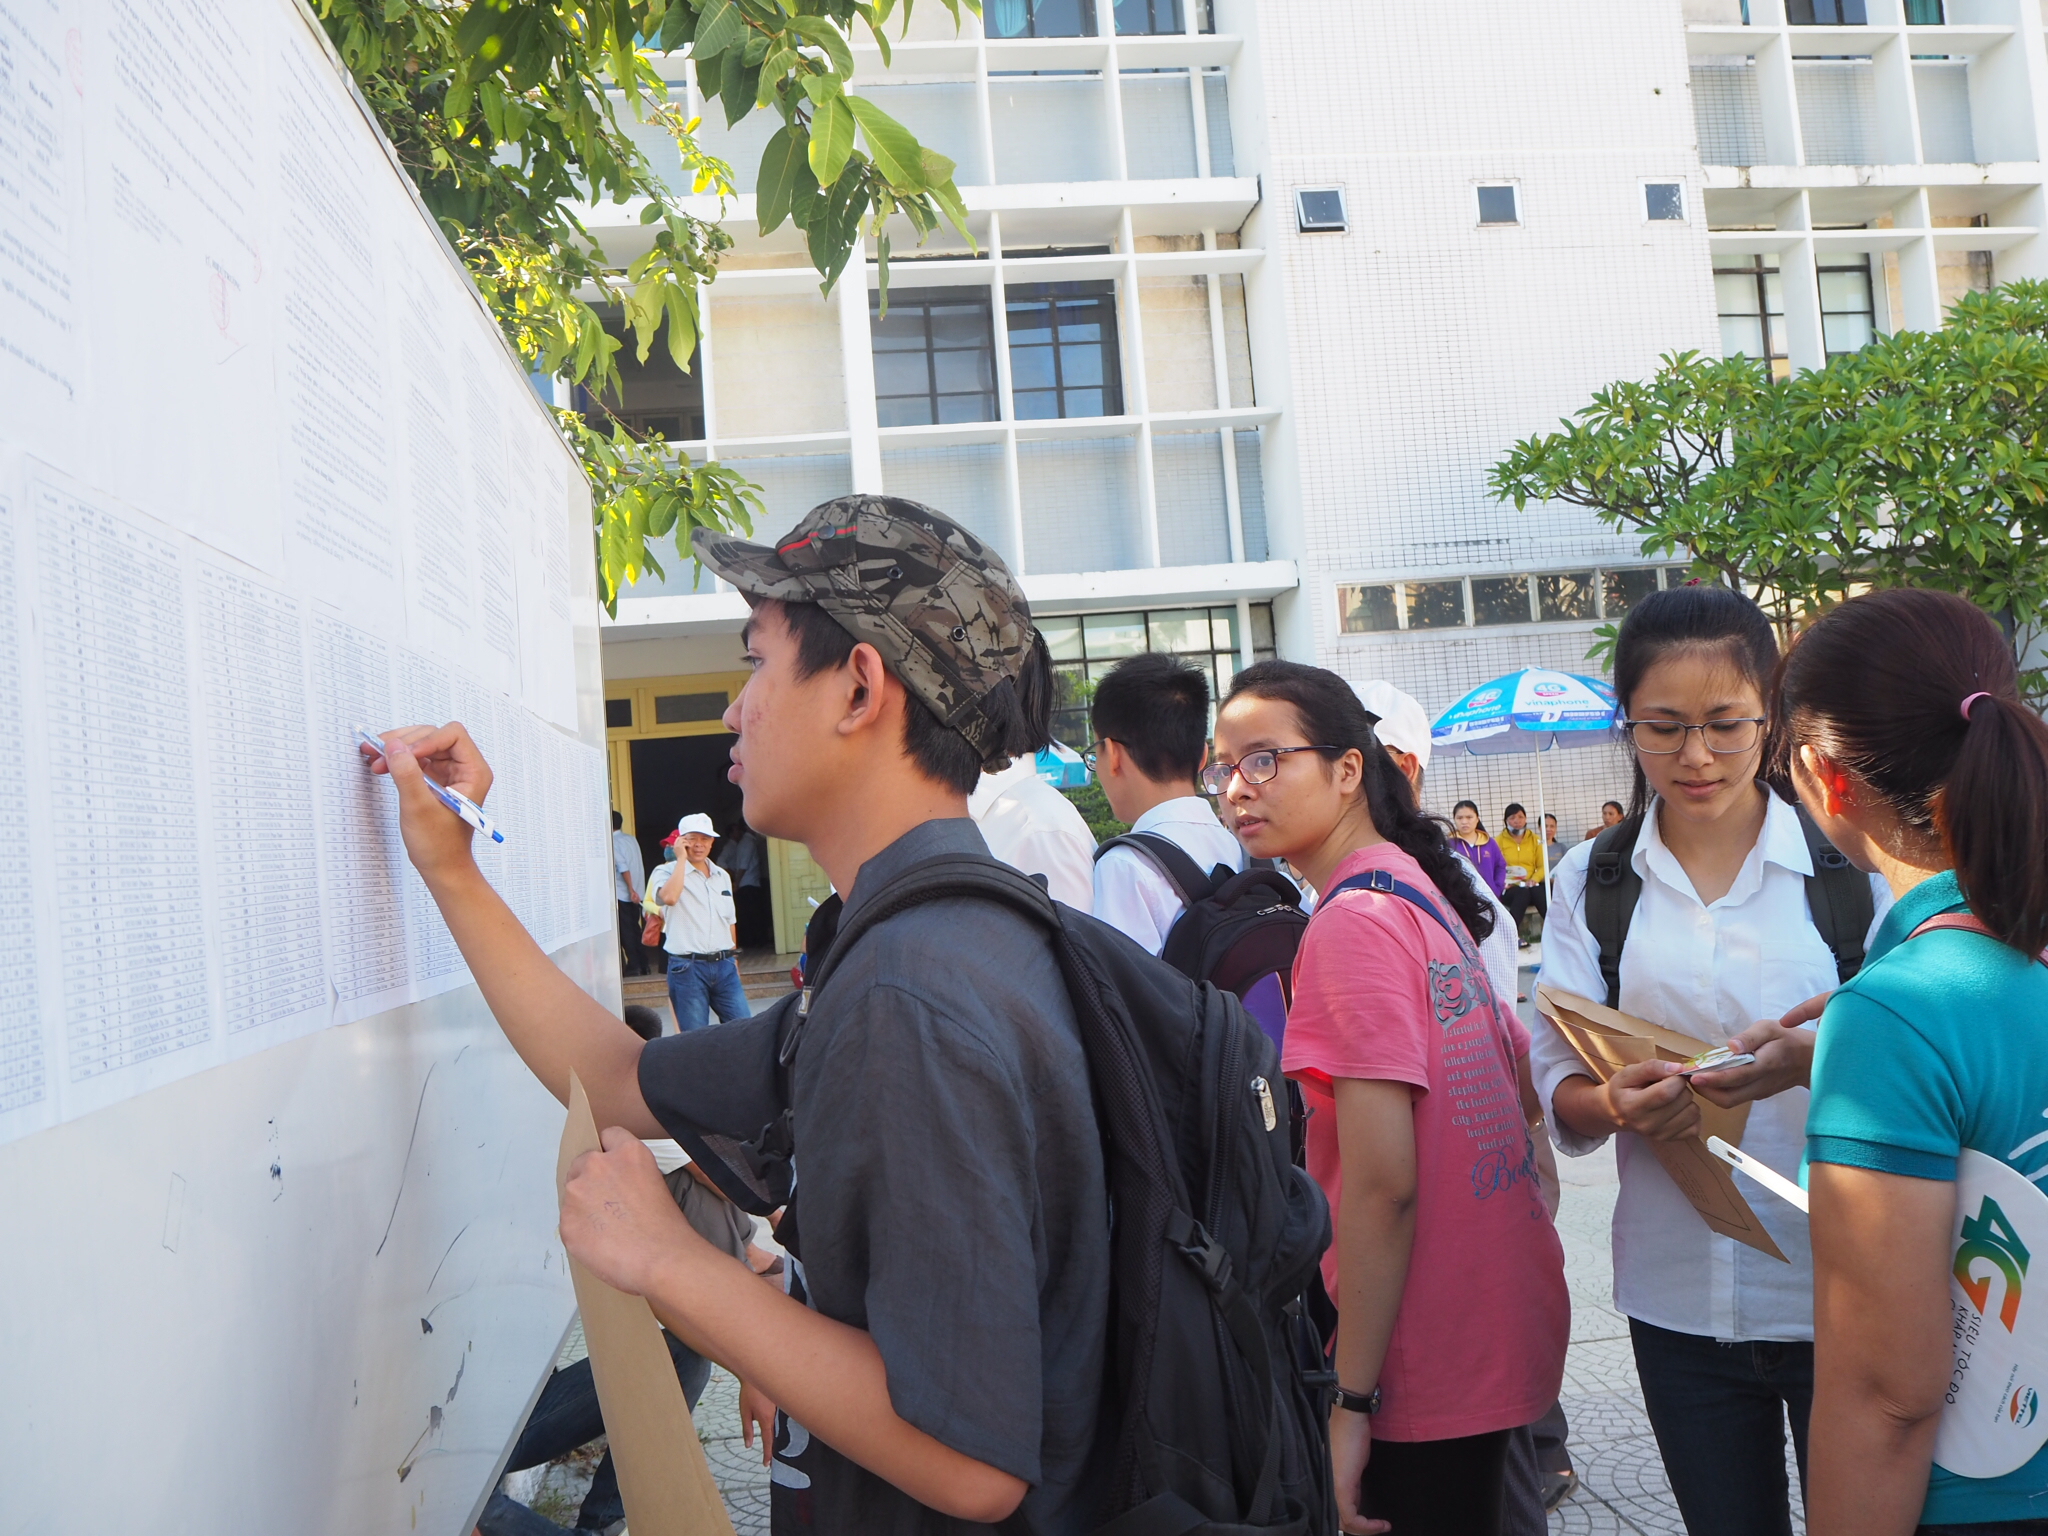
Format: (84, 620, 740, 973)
(592, 0, 2048, 945)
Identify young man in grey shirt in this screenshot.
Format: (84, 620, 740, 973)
(367, 497, 1109, 1535)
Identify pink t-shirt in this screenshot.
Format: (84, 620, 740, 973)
(1282, 843, 1569, 1443)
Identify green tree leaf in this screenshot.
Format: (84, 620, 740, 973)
(808, 93, 855, 186)
(755, 124, 810, 234)
(846, 95, 926, 188)
(693, 0, 743, 59)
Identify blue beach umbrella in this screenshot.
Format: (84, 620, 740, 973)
(1430, 669, 1621, 879)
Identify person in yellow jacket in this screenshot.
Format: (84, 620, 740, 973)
(1497, 802, 1547, 949)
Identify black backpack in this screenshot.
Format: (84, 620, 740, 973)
(798, 853, 1337, 1536)
(1585, 801, 1873, 1009)
(1093, 833, 1309, 1007)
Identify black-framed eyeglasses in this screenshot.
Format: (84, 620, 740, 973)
(1082, 739, 1109, 770)
(1619, 716, 1767, 755)
(1199, 745, 1339, 796)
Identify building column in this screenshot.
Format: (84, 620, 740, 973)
(839, 260, 882, 493)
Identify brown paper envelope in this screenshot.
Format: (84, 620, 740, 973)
(1535, 986, 1785, 1262)
(558, 1073, 737, 1536)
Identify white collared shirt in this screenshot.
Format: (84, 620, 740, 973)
(659, 858, 737, 956)
(613, 829, 646, 904)
(1534, 791, 1890, 1342)
(1092, 795, 1247, 954)
(967, 756, 1098, 912)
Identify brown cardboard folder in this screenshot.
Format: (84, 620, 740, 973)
(1534, 985, 1787, 1262)
(557, 1073, 738, 1536)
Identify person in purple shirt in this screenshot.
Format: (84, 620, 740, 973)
(1451, 799, 1508, 895)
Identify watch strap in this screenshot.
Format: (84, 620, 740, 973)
(1333, 1385, 1380, 1415)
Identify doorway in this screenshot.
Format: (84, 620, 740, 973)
(628, 734, 776, 949)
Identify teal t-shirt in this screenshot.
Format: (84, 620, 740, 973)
(1807, 869, 2048, 1526)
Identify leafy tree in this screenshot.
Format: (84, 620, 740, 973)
(1490, 282, 2048, 694)
(317, 0, 976, 610)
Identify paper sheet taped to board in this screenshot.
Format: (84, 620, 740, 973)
(0, 0, 614, 1147)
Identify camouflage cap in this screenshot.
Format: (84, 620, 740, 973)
(691, 495, 1034, 760)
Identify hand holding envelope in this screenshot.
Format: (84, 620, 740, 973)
(1535, 984, 1789, 1263)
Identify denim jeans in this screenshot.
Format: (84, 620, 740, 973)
(477, 1332, 711, 1534)
(665, 954, 752, 1032)
(1629, 1316, 1813, 1536)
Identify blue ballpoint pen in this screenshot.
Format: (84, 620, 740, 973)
(357, 728, 507, 843)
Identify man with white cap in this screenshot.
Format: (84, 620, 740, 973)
(1351, 678, 1577, 1527)
(657, 812, 751, 1031)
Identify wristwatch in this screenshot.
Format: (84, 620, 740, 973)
(1333, 1385, 1381, 1415)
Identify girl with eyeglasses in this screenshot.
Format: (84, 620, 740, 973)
(1532, 584, 1890, 1536)
(1210, 662, 1568, 1536)
(1780, 590, 2048, 1536)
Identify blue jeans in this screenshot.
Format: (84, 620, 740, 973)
(665, 954, 751, 1032)
(478, 1333, 711, 1533)
(1629, 1317, 1813, 1536)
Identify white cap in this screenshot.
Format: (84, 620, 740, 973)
(1352, 680, 1432, 772)
(673, 812, 716, 839)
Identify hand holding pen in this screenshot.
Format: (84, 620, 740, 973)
(359, 724, 504, 883)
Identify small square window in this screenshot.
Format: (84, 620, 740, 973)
(1601, 568, 1659, 619)
(1645, 183, 1685, 222)
(1403, 580, 1468, 630)
(1538, 572, 1599, 621)
(1296, 188, 1347, 233)
(1476, 185, 1519, 226)
(605, 697, 632, 729)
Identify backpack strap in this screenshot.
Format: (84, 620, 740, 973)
(1093, 831, 1222, 907)
(1583, 814, 1646, 1010)
(1324, 869, 1505, 1020)
(1793, 801, 1873, 985)
(1905, 910, 2048, 965)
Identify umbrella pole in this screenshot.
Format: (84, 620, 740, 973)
(1534, 748, 1548, 892)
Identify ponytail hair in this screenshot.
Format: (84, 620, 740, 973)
(1222, 661, 1495, 943)
(1776, 588, 2048, 956)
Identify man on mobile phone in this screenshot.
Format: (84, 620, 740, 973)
(368, 497, 1107, 1535)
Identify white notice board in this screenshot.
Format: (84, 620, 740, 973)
(0, 1, 612, 1531)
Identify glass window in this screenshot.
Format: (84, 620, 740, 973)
(872, 289, 998, 427)
(1404, 580, 1467, 630)
(1296, 189, 1347, 233)
(1788, 0, 1867, 20)
(1905, 0, 1944, 19)
(1113, 0, 1182, 33)
(1820, 258, 1876, 357)
(1007, 283, 1123, 421)
(1645, 183, 1685, 222)
(1602, 567, 1659, 618)
(1539, 571, 1599, 621)
(1476, 185, 1519, 225)
(653, 691, 728, 724)
(573, 306, 705, 440)
(987, 0, 1096, 36)
(1715, 255, 1790, 380)
(1664, 565, 1695, 589)
(1082, 612, 1147, 658)
(605, 697, 633, 729)
(1039, 613, 1084, 661)
(1042, 602, 1271, 742)
(1148, 609, 1214, 652)
(1472, 575, 1531, 626)
(1338, 583, 1399, 634)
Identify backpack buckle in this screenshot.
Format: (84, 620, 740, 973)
(1172, 1217, 1236, 1293)
(1591, 854, 1623, 888)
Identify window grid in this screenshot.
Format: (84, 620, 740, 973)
(1007, 281, 1124, 421)
(1337, 566, 1680, 636)
(871, 288, 999, 428)
(1819, 256, 1876, 357)
(1044, 602, 1276, 743)
(1715, 255, 1791, 381)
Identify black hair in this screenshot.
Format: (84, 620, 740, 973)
(1611, 584, 1781, 820)
(1601, 801, 1624, 815)
(621, 1005, 664, 1042)
(611, 809, 623, 830)
(1452, 799, 1486, 835)
(1777, 588, 2048, 956)
(1090, 651, 1211, 786)
(1223, 661, 1494, 943)
(1503, 802, 1526, 820)
(770, 599, 1056, 796)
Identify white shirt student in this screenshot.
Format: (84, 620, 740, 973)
(613, 825, 645, 905)
(967, 752, 1097, 912)
(1087, 651, 1245, 953)
(1535, 791, 1890, 1341)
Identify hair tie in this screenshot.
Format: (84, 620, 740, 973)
(1961, 691, 1993, 721)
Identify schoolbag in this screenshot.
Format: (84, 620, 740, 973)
(800, 853, 1337, 1536)
(1585, 801, 1873, 1009)
(1092, 833, 1310, 1011)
